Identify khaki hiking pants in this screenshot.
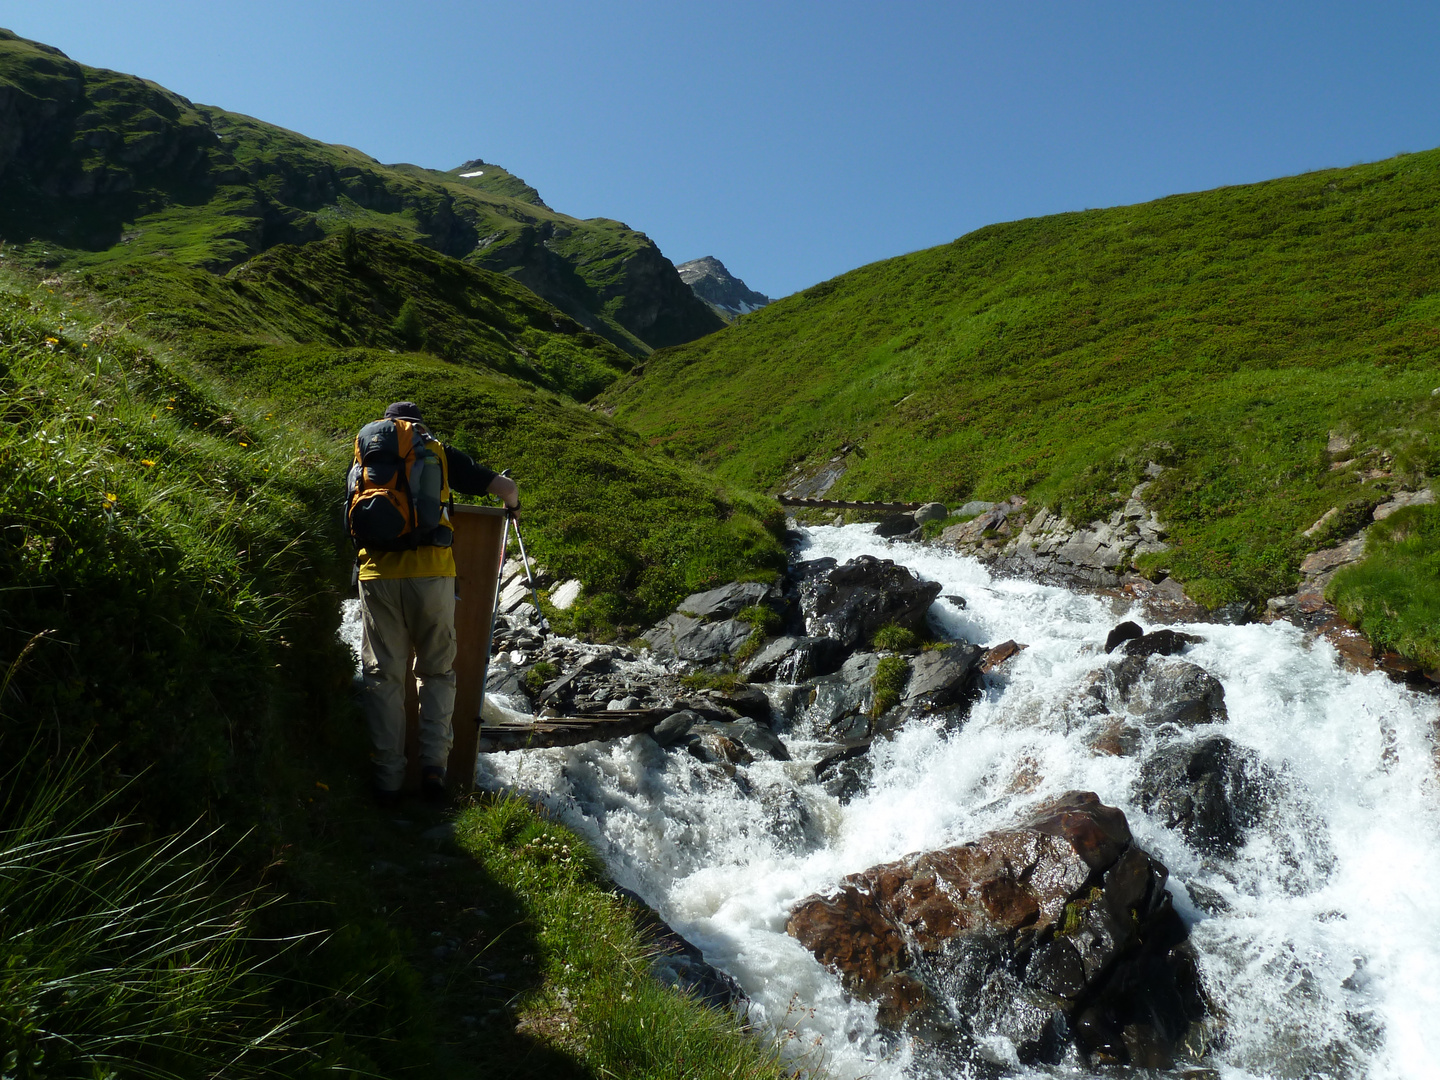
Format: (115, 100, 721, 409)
(358, 576, 457, 792)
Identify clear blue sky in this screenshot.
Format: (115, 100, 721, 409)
(3, 1, 1438, 298)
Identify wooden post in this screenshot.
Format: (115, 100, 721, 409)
(402, 505, 508, 794)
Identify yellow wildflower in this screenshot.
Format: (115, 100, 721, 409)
(103, 493, 117, 504)
(140, 459, 156, 467)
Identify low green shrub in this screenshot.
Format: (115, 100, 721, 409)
(453, 795, 800, 1080)
(679, 671, 748, 693)
(871, 655, 911, 717)
(523, 661, 561, 695)
(872, 623, 921, 652)
(733, 604, 783, 663)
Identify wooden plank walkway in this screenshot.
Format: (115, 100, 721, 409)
(779, 496, 923, 512)
(476, 709, 670, 753)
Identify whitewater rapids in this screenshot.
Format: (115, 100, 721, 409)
(476, 524, 1440, 1079)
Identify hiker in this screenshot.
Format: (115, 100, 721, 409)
(348, 401, 518, 806)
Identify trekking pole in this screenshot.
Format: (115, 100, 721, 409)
(496, 470, 549, 634)
(509, 513, 550, 634)
(477, 511, 512, 732)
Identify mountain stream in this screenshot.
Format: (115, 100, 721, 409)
(422, 524, 1437, 1078)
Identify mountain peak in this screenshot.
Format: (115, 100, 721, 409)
(676, 256, 771, 318)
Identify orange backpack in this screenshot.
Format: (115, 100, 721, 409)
(345, 418, 452, 551)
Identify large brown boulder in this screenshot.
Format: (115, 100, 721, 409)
(787, 791, 1208, 1068)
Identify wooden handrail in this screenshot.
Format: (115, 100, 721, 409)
(779, 497, 923, 512)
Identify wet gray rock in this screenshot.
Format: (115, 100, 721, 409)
(1104, 621, 1144, 653)
(741, 635, 847, 683)
(1122, 629, 1202, 659)
(677, 581, 772, 620)
(874, 513, 920, 538)
(651, 709, 702, 747)
(1134, 736, 1275, 856)
(814, 743, 873, 803)
(799, 555, 942, 649)
(706, 684, 773, 722)
(645, 612, 754, 664)
(903, 645, 985, 714)
(687, 723, 754, 765)
(614, 886, 747, 1011)
(1142, 659, 1228, 728)
(787, 792, 1207, 1068)
(686, 719, 789, 763)
(725, 717, 790, 761)
(1085, 656, 1228, 744)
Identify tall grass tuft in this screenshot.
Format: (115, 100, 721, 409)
(0, 737, 318, 1079)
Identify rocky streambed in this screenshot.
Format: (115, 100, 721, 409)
(474, 525, 1440, 1079)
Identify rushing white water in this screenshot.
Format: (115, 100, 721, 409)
(476, 525, 1440, 1079)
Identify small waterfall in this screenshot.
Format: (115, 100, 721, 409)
(477, 524, 1440, 1079)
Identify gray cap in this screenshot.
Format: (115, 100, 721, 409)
(383, 401, 424, 423)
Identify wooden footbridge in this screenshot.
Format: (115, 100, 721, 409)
(779, 497, 923, 512)
(475, 709, 669, 754)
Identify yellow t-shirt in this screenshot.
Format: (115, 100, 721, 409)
(356, 442, 457, 580)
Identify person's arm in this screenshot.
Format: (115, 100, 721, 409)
(445, 444, 518, 509)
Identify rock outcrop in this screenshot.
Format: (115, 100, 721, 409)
(940, 475, 1172, 591)
(796, 555, 942, 649)
(786, 792, 1207, 1067)
(674, 255, 771, 319)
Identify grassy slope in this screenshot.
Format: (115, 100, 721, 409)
(90, 229, 635, 402)
(0, 29, 723, 356)
(0, 269, 798, 1077)
(65, 228, 784, 634)
(607, 149, 1440, 616)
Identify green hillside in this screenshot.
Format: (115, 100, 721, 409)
(607, 149, 1440, 650)
(0, 265, 791, 1078)
(0, 28, 723, 356)
(0, 29, 791, 1073)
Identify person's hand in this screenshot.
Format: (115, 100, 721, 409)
(488, 474, 519, 520)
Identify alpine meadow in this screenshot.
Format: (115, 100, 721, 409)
(2, 18, 1440, 1080)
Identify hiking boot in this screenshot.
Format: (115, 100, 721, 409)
(421, 766, 447, 805)
(372, 784, 403, 810)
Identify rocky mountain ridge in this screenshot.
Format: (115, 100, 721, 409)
(675, 255, 771, 319)
(0, 29, 723, 356)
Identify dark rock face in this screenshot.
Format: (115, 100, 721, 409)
(1143, 659, 1228, 728)
(676, 581, 772, 620)
(1134, 736, 1275, 857)
(873, 513, 920, 538)
(1122, 629, 1202, 659)
(1104, 621, 1144, 653)
(614, 886, 746, 1011)
(741, 635, 847, 683)
(798, 555, 941, 649)
(814, 743, 873, 803)
(786, 792, 1206, 1068)
(1085, 653, 1229, 738)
